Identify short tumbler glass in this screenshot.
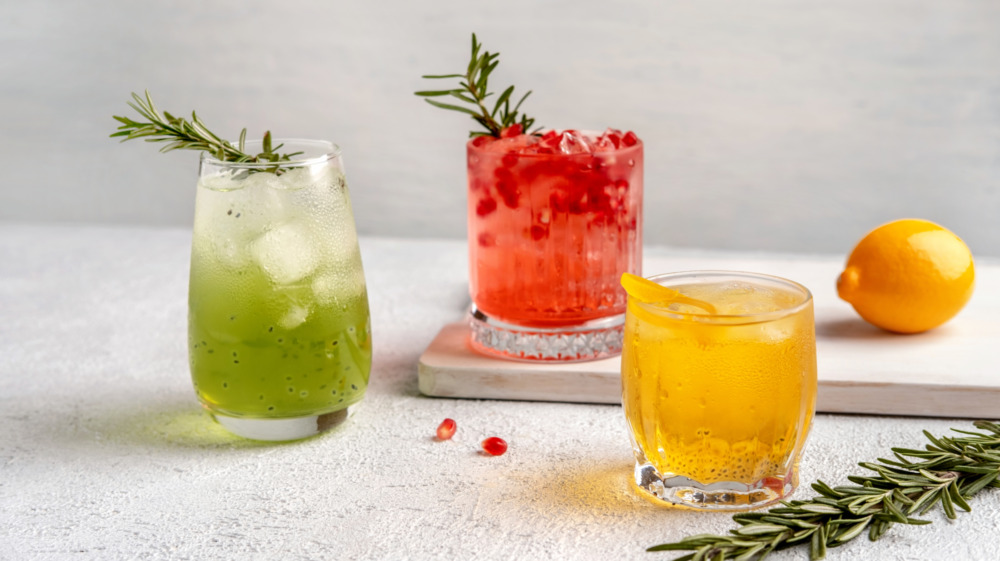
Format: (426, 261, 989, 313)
(188, 139, 372, 441)
(621, 271, 817, 510)
(466, 131, 643, 362)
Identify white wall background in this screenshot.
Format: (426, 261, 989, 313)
(2, 0, 998, 256)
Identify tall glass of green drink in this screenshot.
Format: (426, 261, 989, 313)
(188, 139, 371, 441)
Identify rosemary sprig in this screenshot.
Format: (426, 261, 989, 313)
(111, 91, 301, 169)
(415, 33, 538, 138)
(648, 420, 1000, 560)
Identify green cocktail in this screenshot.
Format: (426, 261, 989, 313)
(189, 139, 371, 440)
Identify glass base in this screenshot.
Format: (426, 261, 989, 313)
(468, 305, 624, 362)
(211, 407, 353, 441)
(634, 462, 796, 511)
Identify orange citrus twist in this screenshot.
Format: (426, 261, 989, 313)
(836, 219, 975, 334)
(620, 273, 718, 314)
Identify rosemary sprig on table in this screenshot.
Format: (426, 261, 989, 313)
(415, 33, 538, 138)
(111, 91, 301, 169)
(649, 420, 1000, 560)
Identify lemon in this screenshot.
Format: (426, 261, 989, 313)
(836, 219, 975, 334)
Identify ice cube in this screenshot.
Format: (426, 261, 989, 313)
(312, 271, 345, 307)
(196, 172, 293, 243)
(277, 303, 310, 330)
(311, 267, 364, 306)
(557, 131, 594, 155)
(483, 134, 537, 155)
(593, 128, 623, 152)
(209, 236, 251, 269)
(250, 222, 319, 285)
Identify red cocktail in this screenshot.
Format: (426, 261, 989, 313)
(467, 126, 643, 360)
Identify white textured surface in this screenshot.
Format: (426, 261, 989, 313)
(2, 1, 1000, 256)
(1, 223, 999, 560)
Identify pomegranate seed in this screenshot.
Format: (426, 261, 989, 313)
(471, 135, 491, 147)
(501, 124, 523, 138)
(549, 191, 569, 213)
(497, 180, 519, 208)
(476, 197, 497, 217)
(436, 418, 457, 440)
(501, 151, 519, 168)
(481, 436, 508, 456)
(530, 225, 548, 241)
(622, 131, 639, 147)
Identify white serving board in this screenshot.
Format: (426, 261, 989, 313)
(418, 253, 1000, 418)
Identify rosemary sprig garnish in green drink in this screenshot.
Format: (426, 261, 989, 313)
(649, 420, 1000, 560)
(416, 33, 538, 138)
(111, 91, 301, 169)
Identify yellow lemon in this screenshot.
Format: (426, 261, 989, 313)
(836, 219, 975, 334)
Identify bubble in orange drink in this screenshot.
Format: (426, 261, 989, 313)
(621, 271, 817, 510)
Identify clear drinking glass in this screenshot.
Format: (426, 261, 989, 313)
(621, 271, 817, 510)
(188, 139, 371, 441)
(466, 129, 643, 361)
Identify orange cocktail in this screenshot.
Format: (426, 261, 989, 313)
(621, 271, 817, 510)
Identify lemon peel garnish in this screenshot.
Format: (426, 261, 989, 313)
(620, 273, 718, 314)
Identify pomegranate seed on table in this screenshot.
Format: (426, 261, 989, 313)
(481, 436, 508, 456)
(436, 418, 457, 440)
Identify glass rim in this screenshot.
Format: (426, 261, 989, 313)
(199, 138, 341, 169)
(466, 130, 643, 157)
(632, 270, 813, 324)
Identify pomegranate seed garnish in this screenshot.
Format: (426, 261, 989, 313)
(471, 135, 491, 147)
(622, 131, 639, 147)
(436, 418, 457, 440)
(530, 225, 548, 241)
(481, 436, 508, 456)
(500, 123, 523, 138)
